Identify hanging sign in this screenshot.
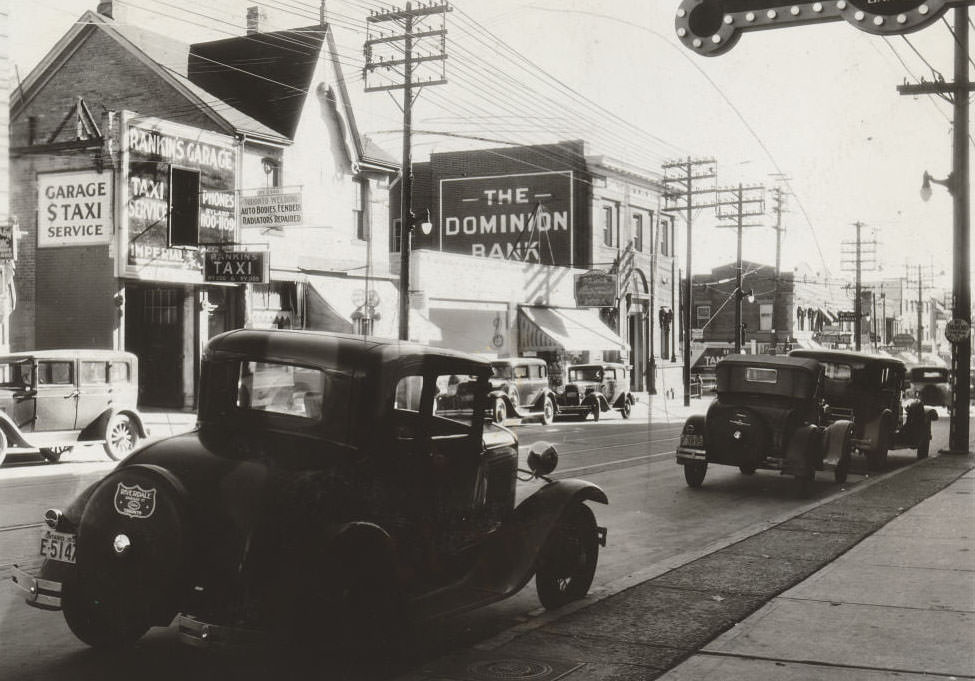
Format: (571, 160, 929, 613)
(675, 0, 955, 56)
(575, 271, 617, 307)
(945, 318, 971, 344)
(204, 250, 268, 283)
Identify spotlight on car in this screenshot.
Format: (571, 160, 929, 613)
(527, 441, 559, 477)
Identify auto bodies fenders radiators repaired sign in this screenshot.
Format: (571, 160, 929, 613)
(438, 171, 574, 266)
(239, 187, 303, 230)
(37, 171, 113, 247)
(675, 0, 955, 56)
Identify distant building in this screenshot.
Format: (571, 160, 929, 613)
(390, 140, 680, 392)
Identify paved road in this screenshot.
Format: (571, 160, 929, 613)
(0, 412, 941, 680)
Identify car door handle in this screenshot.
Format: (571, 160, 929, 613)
(64, 390, 80, 399)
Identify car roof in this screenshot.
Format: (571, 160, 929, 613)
(205, 328, 492, 373)
(719, 353, 821, 374)
(790, 349, 906, 369)
(568, 363, 626, 369)
(0, 349, 138, 362)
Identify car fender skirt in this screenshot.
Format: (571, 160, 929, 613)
(466, 480, 607, 598)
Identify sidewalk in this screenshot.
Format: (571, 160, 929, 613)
(138, 407, 197, 439)
(399, 433, 974, 681)
(632, 391, 713, 424)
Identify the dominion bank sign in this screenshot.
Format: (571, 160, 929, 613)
(438, 171, 573, 266)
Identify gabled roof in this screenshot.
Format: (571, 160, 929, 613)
(187, 24, 396, 170)
(12, 11, 292, 144)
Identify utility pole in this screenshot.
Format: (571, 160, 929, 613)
(662, 158, 718, 406)
(905, 264, 938, 364)
(840, 222, 876, 352)
(365, 2, 449, 341)
(897, 5, 971, 453)
(714, 183, 765, 353)
(770, 186, 787, 347)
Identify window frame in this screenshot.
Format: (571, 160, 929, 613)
(169, 166, 201, 247)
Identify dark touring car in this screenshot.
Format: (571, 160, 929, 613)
(12, 330, 607, 653)
(676, 355, 854, 495)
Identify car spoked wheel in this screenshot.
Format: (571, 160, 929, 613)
(63, 467, 185, 648)
(683, 461, 707, 488)
(620, 399, 631, 419)
(824, 421, 854, 484)
(535, 503, 598, 609)
(493, 398, 507, 424)
(0, 429, 7, 467)
(104, 414, 138, 461)
(541, 398, 555, 426)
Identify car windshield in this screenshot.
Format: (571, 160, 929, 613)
(491, 364, 513, 379)
(568, 366, 601, 382)
(0, 360, 33, 389)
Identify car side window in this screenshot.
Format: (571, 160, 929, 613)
(109, 361, 131, 384)
(81, 361, 108, 385)
(536, 365, 547, 378)
(236, 361, 330, 423)
(37, 361, 74, 385)
(514, 365, 529, 379)
(604, 369, 615, 380)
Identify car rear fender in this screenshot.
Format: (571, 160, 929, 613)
(822, 420, 854, 467)
(79, 408, 149, 441)
(326, 521, 396, 574)
(678, 414, 707, 450)
(470, 480, 607, 596)
(898, 399, 934, 446)
(531, 389, 557, 412)
(784, 424, 822, 475)
(0, 411, 32, 448)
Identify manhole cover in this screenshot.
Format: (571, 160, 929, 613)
(467, 659, 553, 679)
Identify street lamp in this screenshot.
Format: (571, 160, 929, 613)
(920, 170, 954, 202)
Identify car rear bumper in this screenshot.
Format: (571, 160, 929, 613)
(10, 565, 62, 610)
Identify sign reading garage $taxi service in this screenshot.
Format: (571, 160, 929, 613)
(37, 171, 113, 247)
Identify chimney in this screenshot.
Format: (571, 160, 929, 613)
(246, 6, 267, 35)
(96, 1, 122, 20)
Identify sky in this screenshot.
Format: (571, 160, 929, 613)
(12, 0, 969, 288)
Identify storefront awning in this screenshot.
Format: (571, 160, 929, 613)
(303, 274, 399, 339)
(519, 306, 629, 354)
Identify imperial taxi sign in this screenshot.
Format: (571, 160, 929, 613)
(675, 0, 957, 56)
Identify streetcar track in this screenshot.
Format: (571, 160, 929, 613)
(0, 522, 43, 533)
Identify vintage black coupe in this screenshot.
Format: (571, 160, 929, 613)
(791, 350, 936, 468)
(676, 355, 854, 495)
(11, 330, 607, 651)
(905, 365, 951, 408)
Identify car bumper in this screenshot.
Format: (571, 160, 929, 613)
(10, 565, 62, 610)
(676, 447, 707, 463)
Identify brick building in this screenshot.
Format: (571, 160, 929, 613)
(391, 141, 680, 392)
(0, 0, 13, 352)
(9, 3, 395, 407)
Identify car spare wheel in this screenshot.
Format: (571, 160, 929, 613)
(535, 503, 599, 609)
(63, 466, 186, 648)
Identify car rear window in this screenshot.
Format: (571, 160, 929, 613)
(236, 361, 338, 426)
(109, 361, 131, 383)
(745, 367, 777, 384)
(823, 363, 852, 381)
(513, 365, 529, 379)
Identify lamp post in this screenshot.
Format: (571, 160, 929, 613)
(734, 287, 755, 353)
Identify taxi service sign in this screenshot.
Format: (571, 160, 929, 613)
(204, 250, 268, 284)
(37, 170, 114, 248)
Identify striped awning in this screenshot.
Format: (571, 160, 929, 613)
(519, 306, 629, 353)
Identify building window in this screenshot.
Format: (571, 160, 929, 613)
(633, 213, 643, 252)
(170, 167, 201, 246)
(391, 218, 402, 252)
(353, 178, 367, 241)
(760, 303, 773, 331)
(602, 206, 614, 247)
(261, 157, 281, 188)
(660, 216, 671, 256)
(696, 304, 710, 328)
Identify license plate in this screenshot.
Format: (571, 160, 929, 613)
(39, 529, 76, 564)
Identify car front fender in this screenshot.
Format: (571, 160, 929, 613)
(0, 411, 33, 448)
(467, 479, 607, 598)
(822, 420, 854, 467)
(79, 408, 149, 442)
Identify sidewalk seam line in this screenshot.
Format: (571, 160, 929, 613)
(696, 649, 975, 679)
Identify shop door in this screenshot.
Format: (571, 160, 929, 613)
(126, 285, 183, 408)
